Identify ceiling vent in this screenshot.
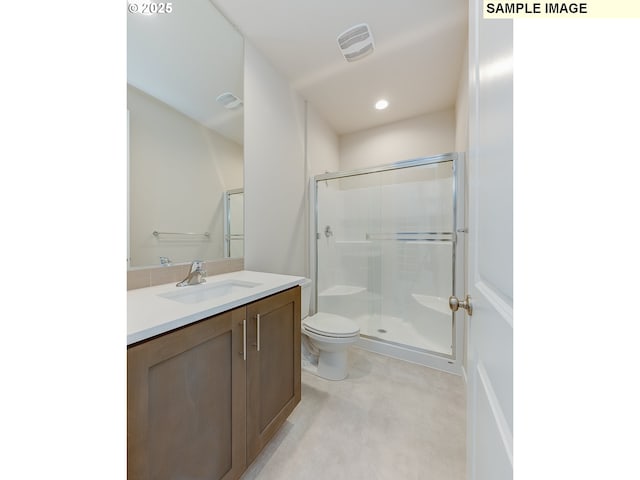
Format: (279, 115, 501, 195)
(337, 23, 374, 62)
(216, 92, 243, 109)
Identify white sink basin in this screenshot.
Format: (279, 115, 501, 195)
(158, 280, 261, 304)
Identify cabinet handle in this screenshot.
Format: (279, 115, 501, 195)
(241, 319, 247, 361)
(256, 314, 261, 352)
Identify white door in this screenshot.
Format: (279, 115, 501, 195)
(465, 2, 513, 479)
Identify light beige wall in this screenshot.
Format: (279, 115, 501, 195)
(338, 109, 456, 171)
(305, 102, 340, 287)
(306, 104, 340, 177)
(243, 44, 340, 279)
(243, 42, 307, 276)
(127, 85, 242, 268)
(455, 48, 469, 153)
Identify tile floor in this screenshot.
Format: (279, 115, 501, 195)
(241, 347, 466, 480)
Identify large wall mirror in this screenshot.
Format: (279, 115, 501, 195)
(127, 0, 244, 268)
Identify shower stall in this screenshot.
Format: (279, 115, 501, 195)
(224, 188, 244, 258)
(312, 153, 465, 373)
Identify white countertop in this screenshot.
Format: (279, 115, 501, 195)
(128, 270, 305, 345)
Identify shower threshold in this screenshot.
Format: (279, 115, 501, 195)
(354, 314, 450, 354)
(352, 314, 459, 374)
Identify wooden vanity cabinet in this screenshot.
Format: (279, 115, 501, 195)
(127, 286, 301, 480)
(127, 307, 247, 480)
(246, 286, 301, 463)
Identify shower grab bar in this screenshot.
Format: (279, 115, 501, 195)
(366, 232, 454, 242)
(367, 238, 453, 243)
(153, 230, 210, 238)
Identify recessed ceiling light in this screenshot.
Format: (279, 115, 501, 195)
(375, 99, 389, 110)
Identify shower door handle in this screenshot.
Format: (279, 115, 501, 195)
(449, 295, 473, 316)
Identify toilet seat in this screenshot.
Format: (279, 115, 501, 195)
(303, 312, 359, 338)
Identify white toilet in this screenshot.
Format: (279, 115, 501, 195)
(300, 279, 360, 380)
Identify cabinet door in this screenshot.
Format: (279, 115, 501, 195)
(246, 286, 301, 463)
(128, 308, 247, 480)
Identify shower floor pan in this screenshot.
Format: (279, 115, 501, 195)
(353, 314, 451, 356)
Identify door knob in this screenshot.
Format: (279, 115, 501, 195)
(449, 294, 473, 316)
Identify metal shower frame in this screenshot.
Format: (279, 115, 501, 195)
(310, 152, 466, 374)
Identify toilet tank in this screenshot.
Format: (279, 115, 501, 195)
(300, 278, 312, 319)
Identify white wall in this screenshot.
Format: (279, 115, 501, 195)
(243, 42, 307, 276)
(339, 109, 456, 171)
(455, 48, 469, 153)
(305, 102, 340, 285)
(306, 104, 340, 177)
(127, 85, 242, 267)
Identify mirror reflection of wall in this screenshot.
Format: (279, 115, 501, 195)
(127, 0, 244, 268)
(128, 86, 243, 266)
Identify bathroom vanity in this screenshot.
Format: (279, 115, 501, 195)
(127, 271, 303, 480)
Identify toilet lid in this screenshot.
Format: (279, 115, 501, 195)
(303, 312, 360, 338)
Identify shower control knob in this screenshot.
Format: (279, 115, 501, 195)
(449, 294, 473, 316)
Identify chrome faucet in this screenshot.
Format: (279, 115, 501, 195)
(177, 261, 207, 287)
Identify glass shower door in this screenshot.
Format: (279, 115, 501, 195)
(315, 155, 460, 364)
(371, 161, 454, 356)
(224, 189, 244, 258)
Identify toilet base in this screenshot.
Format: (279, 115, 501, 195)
(301, 337, 319, 372)
(300, 347, 348, 381)
(317, 350, 349, 381)
(301, 324, 359, 381)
